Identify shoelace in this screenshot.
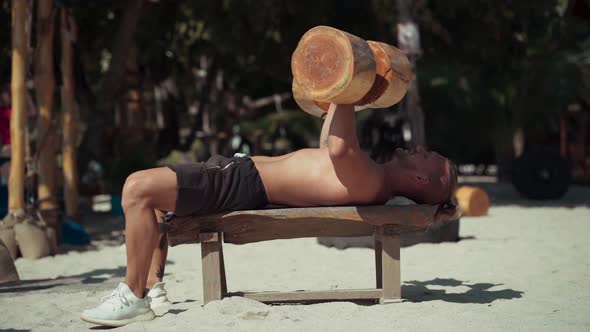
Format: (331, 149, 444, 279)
(100, 288, 130, 307)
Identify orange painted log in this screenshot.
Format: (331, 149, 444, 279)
(455, 186, 490, 217)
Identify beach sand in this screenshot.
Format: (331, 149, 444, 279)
(1, 182, 589, 331)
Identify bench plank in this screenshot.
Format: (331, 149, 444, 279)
(228, 289, 384, 303)
(168, 205, 444, 246)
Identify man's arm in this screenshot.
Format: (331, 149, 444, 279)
(319, 105, 336, 148)
(319, 103, 360, 158)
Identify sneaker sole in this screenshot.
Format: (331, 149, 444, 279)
(80, 310, 156, 327)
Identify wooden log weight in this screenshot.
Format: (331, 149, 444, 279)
(292, 27, 412, 117)
(291, 26, 376, 105)
(292, 79, 331, 118)
(363, 41, 412, 109)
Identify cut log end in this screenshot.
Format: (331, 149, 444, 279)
(291, 26, 375, 104)
(293, 35, 349, 92)
(455, 186, 490, 217)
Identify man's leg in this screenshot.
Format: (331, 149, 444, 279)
(81, 167, 177, 326)
(146, 210, 168, 289)
(121, 167, 177, 299)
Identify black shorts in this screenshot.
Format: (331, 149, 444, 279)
(167, 155, 268, 216)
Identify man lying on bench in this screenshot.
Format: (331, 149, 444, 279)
(81, 103, 458, 327)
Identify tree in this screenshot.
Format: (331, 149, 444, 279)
(60, 8, 79, 218)
(9, 0, 29, 213)
(35, 0, 58, 224)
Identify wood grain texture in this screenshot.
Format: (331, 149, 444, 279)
(35, 0, 58, 213)
(60, 9, 80, 218)
(291, 26, 375, 104)
(167, 204, 447, 246)
(292, 79, 330, 117)
(230, 289, 383, 303)
(381, 232, 401, 303)
(200, 232, 224, 304)
(9, 0, 28, 212)
(366, 41, 412, 109)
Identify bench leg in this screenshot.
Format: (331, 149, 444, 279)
(200, 232, 226, 304)
(374, 230, 382, 289)
(380, 232, 401, 304)
(219, 234, 227, 295)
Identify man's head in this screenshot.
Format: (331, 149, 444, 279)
(385, 145, 458, 204)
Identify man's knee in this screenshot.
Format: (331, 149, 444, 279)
(121, 171, 156, 210)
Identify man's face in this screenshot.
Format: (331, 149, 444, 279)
(393, 145, 448, 177)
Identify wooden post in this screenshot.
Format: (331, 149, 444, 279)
(200, 232, 225, 304)
(374, 227, 383, 289)
(219, 233, 228, 295)
(122, 44, 144, 143)
(60, 9, 79, 218)
(396, 0, 426, 148)
(35, 0, 58, 227)
(8, 0, 29, 213)
(380, 228, 401, 303)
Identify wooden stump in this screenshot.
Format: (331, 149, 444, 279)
(455, 186, 490, 217)
(291, 26, 375, 104)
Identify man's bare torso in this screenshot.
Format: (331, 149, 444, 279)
(253, 147, 387, 207)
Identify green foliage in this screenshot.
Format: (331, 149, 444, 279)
(416, 0, 590, 162)
(2, 0, 588, 166)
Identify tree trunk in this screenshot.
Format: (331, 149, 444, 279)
(9, 0, 29, 213)
(120, 44, 144, 143)
(396, 0, 427, 148)
(35, 0, 58, 218)
(60, 9, 79, 218)
(101, 0, 143, 102)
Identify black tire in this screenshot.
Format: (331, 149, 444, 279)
(511, 150, 571, 200)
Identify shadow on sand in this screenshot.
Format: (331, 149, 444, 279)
(402, 277, 523, 304)
(0, 262, 174, 294)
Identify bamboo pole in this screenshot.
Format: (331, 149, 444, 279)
(8, 0, 29, 213)
(35, 0, 58, 216)
(60, 9, 79, 218)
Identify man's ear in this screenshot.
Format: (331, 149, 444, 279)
(412, 172, 430, 185)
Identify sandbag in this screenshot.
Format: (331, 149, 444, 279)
(0, 214, 19, 259)
(0, 238, 19, 283)
(14, 221, 51, 259)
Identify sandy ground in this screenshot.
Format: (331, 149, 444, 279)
(1, 182, 589, 332)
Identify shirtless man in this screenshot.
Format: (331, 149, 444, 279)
(81, 104, 458, 326)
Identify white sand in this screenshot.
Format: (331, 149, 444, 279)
(1, 183, 589, 331)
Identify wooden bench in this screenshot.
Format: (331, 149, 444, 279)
(166, 204, 459, 305)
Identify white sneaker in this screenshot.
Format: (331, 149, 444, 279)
(147, 282, 171, 308)
(81, 282, 156, 327)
